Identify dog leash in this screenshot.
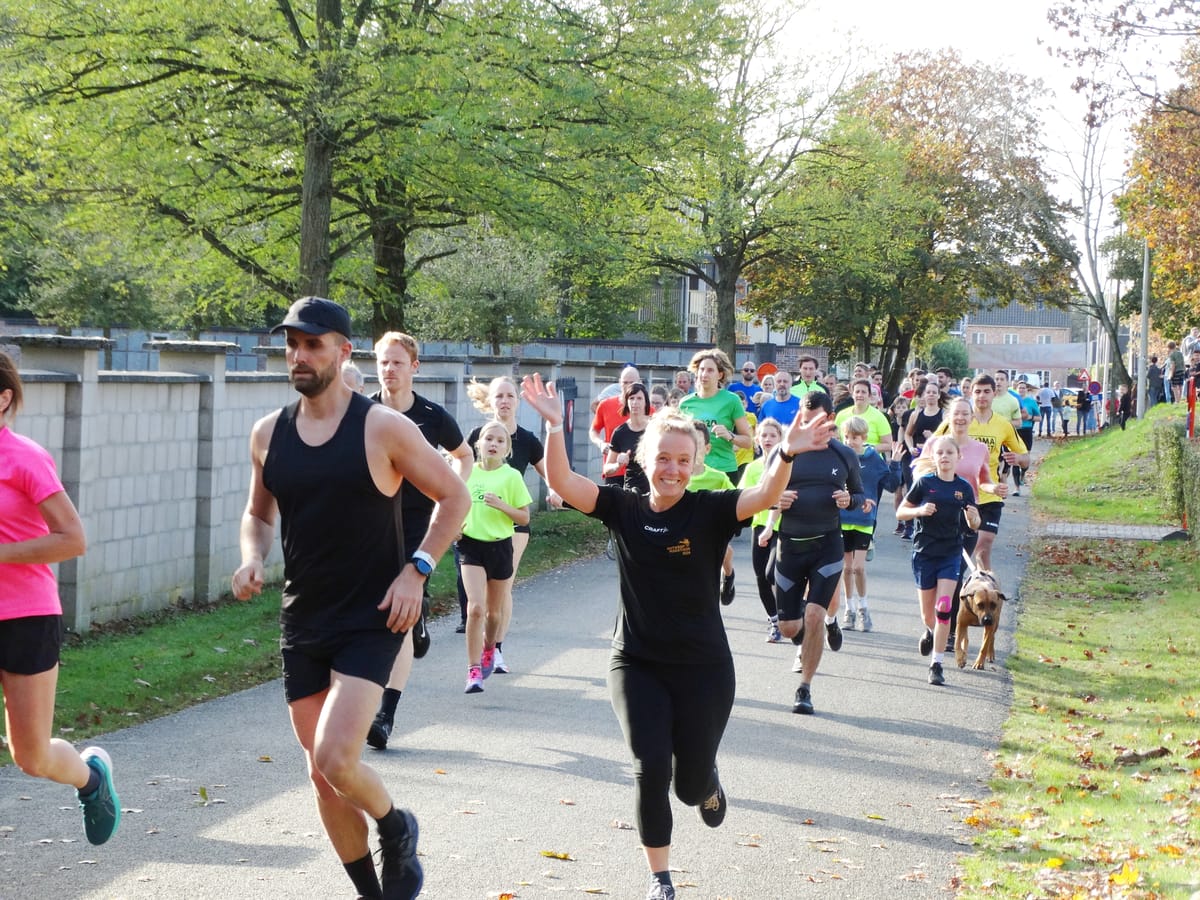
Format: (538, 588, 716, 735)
(961, 548, 978, 578)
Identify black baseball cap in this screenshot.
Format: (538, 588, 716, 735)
(270, 296, 352, 338)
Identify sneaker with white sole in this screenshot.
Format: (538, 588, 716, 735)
(766, 621, 783, 643)
(645, 879, 676, 900)
(78, 747, 121, 845)
(493, 648, 509, 674)
(842, 608, 857, 632)
(928, 662, 946, 686)
(480, 646, 496, 679)
(791, 646, 803, 673)
(859, 609, 873, 633)
(464, 666, 484, 693)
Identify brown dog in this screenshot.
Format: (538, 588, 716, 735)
(955, 568, 1005, 669)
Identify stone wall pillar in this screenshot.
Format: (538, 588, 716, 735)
(148, 341, 238, 604)
(9, 335, 111, 631)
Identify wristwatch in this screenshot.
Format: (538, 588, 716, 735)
(777, 447, 795, 463)
(410, 550, 436, 579)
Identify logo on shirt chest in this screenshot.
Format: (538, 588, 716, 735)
(666, 537, 691, 556)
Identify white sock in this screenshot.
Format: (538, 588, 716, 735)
(858, 596, 869, 610)
(825, 614, 837, 626)
(932, 652, 945, 665)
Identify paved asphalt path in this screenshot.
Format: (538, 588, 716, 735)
(0, 489, 1033, 900)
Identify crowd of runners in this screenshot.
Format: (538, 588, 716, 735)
(3, 299, 1052, 900)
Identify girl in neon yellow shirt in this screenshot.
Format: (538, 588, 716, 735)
(459, 421, 532, 694)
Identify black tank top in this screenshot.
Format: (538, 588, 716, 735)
(911, 407, 944, 452)
(263, 392, 400, 632)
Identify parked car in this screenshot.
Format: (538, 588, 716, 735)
(1060, 387, 1079, 408)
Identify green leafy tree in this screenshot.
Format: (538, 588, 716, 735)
(0, 0, 727, 336)
(745, 52, 1078, 391)
(408, 219, 555, 353)
(634, 0, 843, 360)
(928, 339, 969, 379)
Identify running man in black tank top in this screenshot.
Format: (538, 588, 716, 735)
(232, 298, 470, 900)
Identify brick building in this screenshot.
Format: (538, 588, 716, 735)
(960, 300, 1084, 386)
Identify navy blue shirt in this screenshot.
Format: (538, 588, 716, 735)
(905, 473, 977, 560)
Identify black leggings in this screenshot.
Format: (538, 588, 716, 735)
(751, 525, 778, 618)
(608, 653, 735, 848)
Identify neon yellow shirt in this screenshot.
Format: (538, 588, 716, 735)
(932, 414, 1027, 505)
(834, 404, 891, 448)
(462, 463, 533, 541)
(688, 465, 735, 492)
(738, 457, 778, 530)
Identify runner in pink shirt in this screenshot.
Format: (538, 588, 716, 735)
(0, 350, 120, 845)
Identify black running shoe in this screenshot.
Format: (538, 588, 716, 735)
(698, 769, 727, 827)
(928, 662, 946, 686)
(919, 628, 934, 657)
(792, 684, 814, 715)
(825, 619, 843, 652)
(411, 597, 430, 659)
(366, 715, 392, 751)
(379, 809, 423, 900)
(720, 572, 735, 606)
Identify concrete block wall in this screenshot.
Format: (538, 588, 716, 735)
(7, 335, 627, 631)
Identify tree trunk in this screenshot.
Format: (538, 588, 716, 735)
(298, 125, 334, 300)
(714, 276, 737, 360)
(370, 213, 410, 338)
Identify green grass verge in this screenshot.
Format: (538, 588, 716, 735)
(957, 409, 1200, 899)
(1029, 404, 1181, 525)
(2, 509, 606, 766)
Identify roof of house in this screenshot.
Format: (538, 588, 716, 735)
(968, 299, 1073, 328)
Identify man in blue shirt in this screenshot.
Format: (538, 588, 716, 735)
(760, 369, 801, 425)
(728, 360, 761, 415)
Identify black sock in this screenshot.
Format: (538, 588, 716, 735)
(652, 870, 673, 888)
(496, 641, 503, 652)
(343, 853, 382, 899)
(378, 689, 402, 723)
(81, 767, 101, 796)
(376, 807, 408, 842)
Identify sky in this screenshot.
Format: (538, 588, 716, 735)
(786, 0, 1092, 147)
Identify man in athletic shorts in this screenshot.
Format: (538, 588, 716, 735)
(366, 332, 474, 749)
(232, 297, 470, 900)
(933, 374, 1027, 571)
(774, 390, 864, 716)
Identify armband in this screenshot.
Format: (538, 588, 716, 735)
(546, 423, 563, 434)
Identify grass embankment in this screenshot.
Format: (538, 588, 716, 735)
(1, 509, 606, 767)
(958, 409, 1200, 899)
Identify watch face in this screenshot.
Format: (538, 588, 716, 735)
(413, 558, 433, 577)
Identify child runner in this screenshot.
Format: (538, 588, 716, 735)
(463, 375, 557, 676)
(737, 417, 786, 641)
(0, 351, 121, 847)
(459, 421, 533, 694)
(839, 416, 900, 633)
(687, 421, 736, 604)
(895, 435, 981, 686)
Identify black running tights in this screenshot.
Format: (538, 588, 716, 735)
(751, 525, 778, 618)
(608, 653, 735, 848)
